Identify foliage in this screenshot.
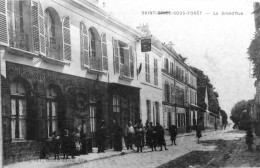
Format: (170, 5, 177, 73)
(190, 66, 221, 115)
(248, 32, 260, 79)
(220, 109, 228, 124)
(230, 99, 253, 126)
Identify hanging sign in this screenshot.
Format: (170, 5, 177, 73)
(141, 38, 151, 52)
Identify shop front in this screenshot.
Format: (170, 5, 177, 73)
(2, 62, 109, 164)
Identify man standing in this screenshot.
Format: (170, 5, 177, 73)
(78, 119, 88, 155)
(96, 120, 106, 153)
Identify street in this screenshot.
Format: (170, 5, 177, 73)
(65, 129, 245, 168)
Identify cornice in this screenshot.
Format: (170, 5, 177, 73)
(69, 0, 142, 38)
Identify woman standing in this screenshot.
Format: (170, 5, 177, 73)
(196, 119, 203, 143)
(112, 119, 123, 151)
(135, 119, 144, 152)
(155, 122, 168, 151)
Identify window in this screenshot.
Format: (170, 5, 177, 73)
(145, 53, 150, 83)
(10, 81, 27, 139)
(164, 82, 170, 102)
(154, 58, 158, 86)
(112, 39, 134, 78)
(45, 8, 62, 60)
(101, 33, 108, 71)
(146, 100, 151, 122)
(113, 96, 120, 113)
(164, 58, 169, 72)
(46, 86, 59, 138)
(90, 106, 96, 133)
(62, 16, 71, 60)
(7, 0, 35, 51)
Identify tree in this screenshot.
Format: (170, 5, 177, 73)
(230, 99, 253, 130)
(190, 66, 221, 116)
(248, 32, 260, 79)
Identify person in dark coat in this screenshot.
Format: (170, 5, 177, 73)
(78, 120, 88, 155)
(112, 119, 123, 151)
(61, 129, 70, 159)
(246, 129, 253, 151)
(169, 125, 177, 145)
(96, 120, 106, 153)
(135, 119, 144, 152)
(196, 120, 203, 143)
(155, 122, 168, 151)
(52, 131, 61, 159)
(149, 122, 157, 151)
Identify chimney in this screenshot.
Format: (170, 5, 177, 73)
(166, 41, 174, 51)
(136, 23, 150, 34)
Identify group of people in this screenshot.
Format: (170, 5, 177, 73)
(51, 118, 191, 159)
(51, 119, 107, 159)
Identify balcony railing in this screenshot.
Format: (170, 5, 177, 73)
(90, 56, 102, 71)
(46, 38, 62, 60)
(120, 64, 130, 78)
(9, 29, 29, 51)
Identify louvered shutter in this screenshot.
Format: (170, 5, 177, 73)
(80, 22, 89, 66)
(63, 16, 71, 60)
(0, 0, 8, 46)
(32, 1, 39, 53)
(32, 0, 45, 55)
(38, 2, 45, 55)
(129, 46, 134, 78)
(112, 38, 119, 74)
(101, 33, 108, 71)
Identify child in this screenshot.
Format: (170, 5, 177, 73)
(246, 129, 253, 151)
(169, 125, 177, 145)
(61, 129, 70, 159)
(52, 131, 61, 159)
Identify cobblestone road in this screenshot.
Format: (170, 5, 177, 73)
(68, 129, 245, 168)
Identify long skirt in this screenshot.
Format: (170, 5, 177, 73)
(113, 135, 122, 151)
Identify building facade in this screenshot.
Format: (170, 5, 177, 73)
(161, 43, 198, 133)
(0, 0, 142, 164)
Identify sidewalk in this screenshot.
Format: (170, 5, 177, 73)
(4, 129, 215, 168)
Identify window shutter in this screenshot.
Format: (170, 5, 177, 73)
(38, 2, 45, 55)
(80, 22, 89, 67)
(32, 1, 39, 53)
(112, 38, 119, 74)
(0, 0, 8, 46)
(129, 46, 134, 78)
(32, 0, 45, 55)
(101, 33, 108, 71)
(63, 16, 71, 61)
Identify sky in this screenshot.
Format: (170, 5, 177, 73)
(102, 0, 256, 118)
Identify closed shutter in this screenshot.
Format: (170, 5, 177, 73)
(63, 16, 71, 61)
(112, 38, 119, 74)
(0, 0, 8, 46)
